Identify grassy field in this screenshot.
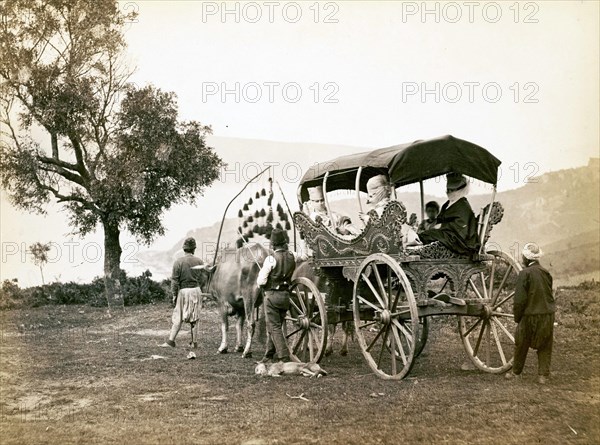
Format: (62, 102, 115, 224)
(0, 286, 598, 445)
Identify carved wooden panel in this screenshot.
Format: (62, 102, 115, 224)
(294, 200, 407, 260)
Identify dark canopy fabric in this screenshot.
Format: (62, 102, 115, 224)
(298, 135, 501, 202)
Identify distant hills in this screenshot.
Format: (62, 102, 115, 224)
(139, 158, 600, 284)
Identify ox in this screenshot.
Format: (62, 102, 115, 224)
(196, 243, 268, 358)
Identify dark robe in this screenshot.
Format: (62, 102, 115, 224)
(419, 197, 480, 255)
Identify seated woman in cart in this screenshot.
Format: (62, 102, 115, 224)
(358, 174, 392, 224)
(417, 172, 480, 255)
(359, 174, 420, 245)
(303, 185, 361, 236)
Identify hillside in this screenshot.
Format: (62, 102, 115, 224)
(138, 159, 600, 283)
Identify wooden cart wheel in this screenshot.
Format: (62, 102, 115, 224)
(459, 250, 522, 373)
(353, 253, 419, 380)
(284, 277, 328, 363)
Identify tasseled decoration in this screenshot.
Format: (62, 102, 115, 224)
(236, 238, 244, 249)
(247, 216, 254, 223)
(259, 208, 266, 217)
(255, 191, 260, 199)
(261, 188, 266, 196)
(243, 203, 249, 211)
(243, 221, 248, 228)
(275, 222, 283, 230)
(248, 197, 253, 205)
(266, 212, 273, 223)
(253, 224, 259, 233)
(254, 210, 260, 218)
(237, 209, 243, 218)
(285, 221, 291, 230)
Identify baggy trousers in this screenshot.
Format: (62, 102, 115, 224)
(513, 313, 555, 376)
(263, 290, 291, 361)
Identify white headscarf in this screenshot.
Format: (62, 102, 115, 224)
(522, 243, 543, 261)
(366, 175, 391, 205)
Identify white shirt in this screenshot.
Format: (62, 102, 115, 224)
(256, 249, 307, 286)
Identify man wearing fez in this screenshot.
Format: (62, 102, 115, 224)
(505, 243, 556, 384)
(256, 228, 299, 363)
(160, 237, 204, 348)
(418, 173, 480, 255)
(304, 185, 360, 236)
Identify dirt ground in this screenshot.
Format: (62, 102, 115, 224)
(0, 287, 598, 445)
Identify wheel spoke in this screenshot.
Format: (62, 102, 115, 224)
(289, 299, 303, 316)
(486, 322, 491, 364)
(309, 322, 323, 329)
(488, 259, 496, 300)
(297, 290, 307, 312)
(377, 327, 390, 369)
(285, 327, 303, 339)
(357, 295, 383, 312)
(366, 325, 385, 352)
(308, 330, 314, 360)
(391, 324, 407, 366)
(362, 273, 387, 309)
(285, 317, 298, 322)
(301, 330, 309, 361)
(372, 265, 389, 308)
(493, 265, 513, 302)
(462, 317, 483, 338)
(473, 320, 487, 356)
(480, 272, 489, 299)
(468, 278, 485, 299)
(390, 325, 397, 375)
(358, 320, 380, 330)
(492, 311, 514, 318)
(490, 321, 507, 365)
(493, 292, 515, 310)
(492, 317, 515, 343)
(392, 319, 414, 349)
(292, 330, 307, 355)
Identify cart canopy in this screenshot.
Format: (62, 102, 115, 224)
(298, 135, 501, 202)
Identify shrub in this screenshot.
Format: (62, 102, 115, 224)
(0, 270, 169, 310)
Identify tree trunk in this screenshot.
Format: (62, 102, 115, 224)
(39, 266, 45, 285)
(102, 218, 124, 309)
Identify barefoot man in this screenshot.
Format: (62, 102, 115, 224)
(160, 237, 204, 349)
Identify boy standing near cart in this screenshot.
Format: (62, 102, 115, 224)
(505, 243, 556, 384)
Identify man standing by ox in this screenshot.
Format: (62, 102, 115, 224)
(160, 237, 204, 349)
(256, 228, 299, 363)
(505, 243, 556, 384)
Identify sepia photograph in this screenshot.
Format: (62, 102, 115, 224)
(0, 1, 598, 444)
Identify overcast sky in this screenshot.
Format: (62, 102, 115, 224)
(1, 1, 599, 286)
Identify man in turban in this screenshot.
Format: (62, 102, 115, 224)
(160, 237, 204, 348)
(304, 185, 360, 236)
(418, 173, 480, 255)
(505, 243, 555, 384)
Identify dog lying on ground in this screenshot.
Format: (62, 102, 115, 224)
(255, 361, 328, 378)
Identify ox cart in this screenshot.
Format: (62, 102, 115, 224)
(283, 135, 520, 380)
